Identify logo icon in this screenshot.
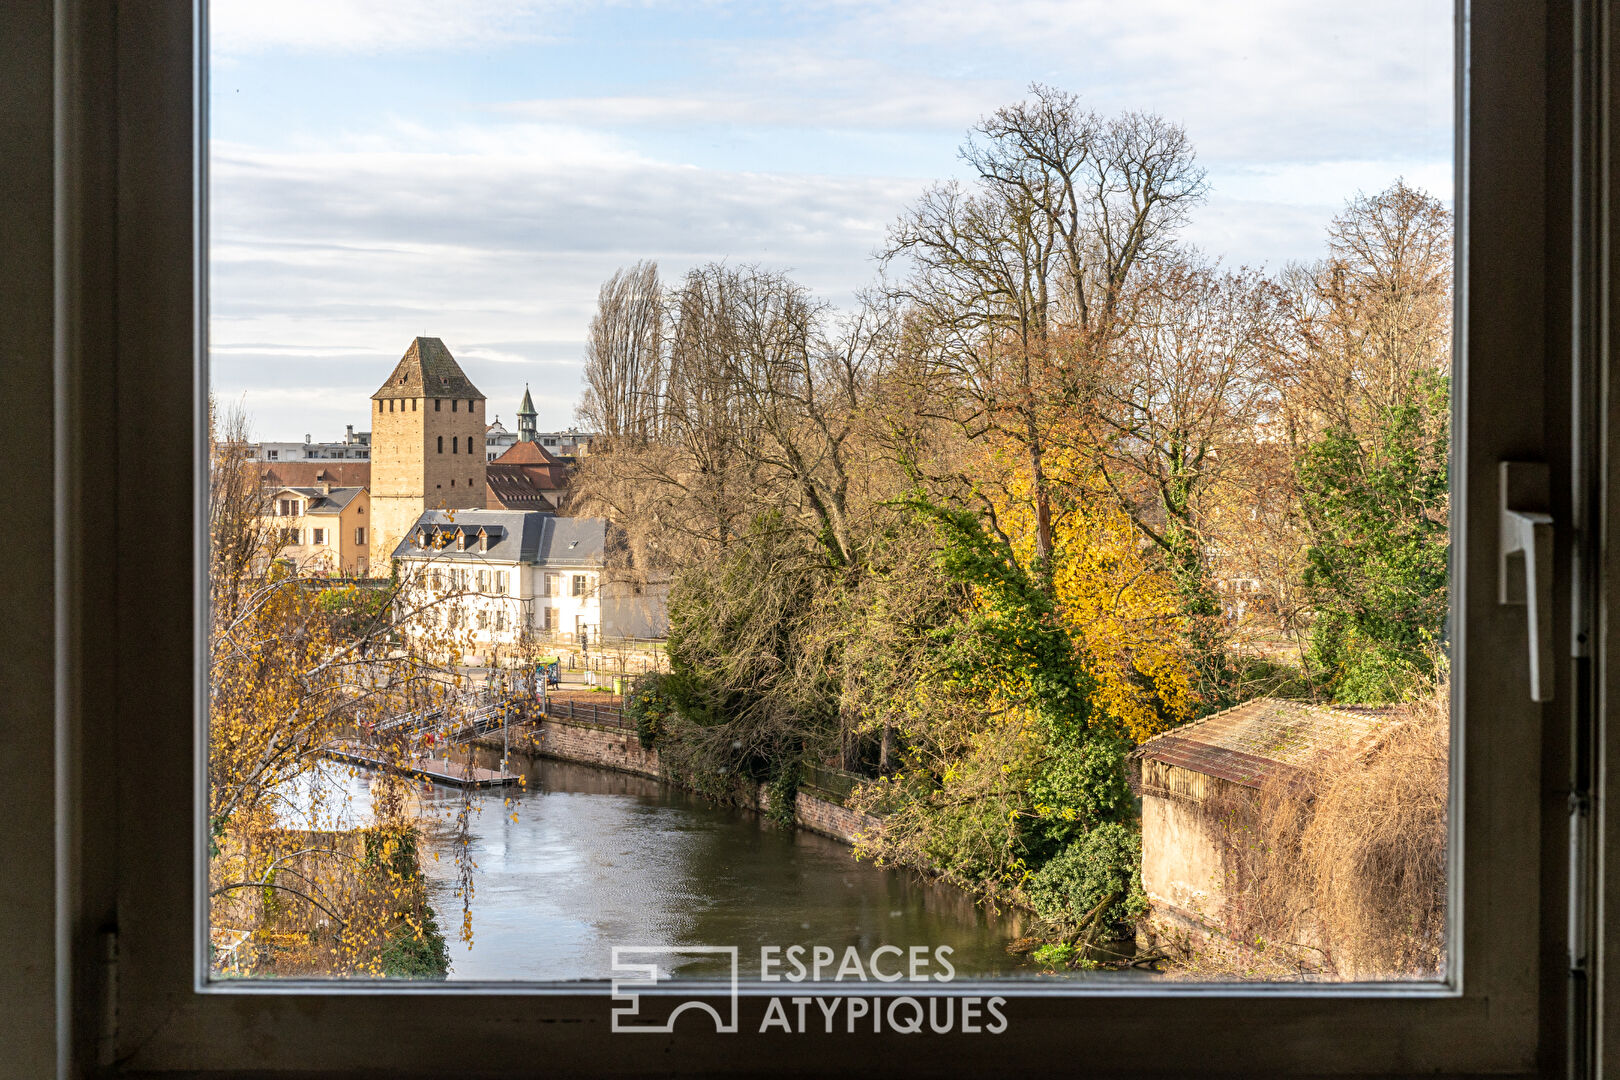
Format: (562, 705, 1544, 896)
(610, 946, 740, 1033)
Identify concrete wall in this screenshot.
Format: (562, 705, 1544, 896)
(1138, 761, 1230, 929)
(601, 579, 671, 639)
(485, 716, 878, 845)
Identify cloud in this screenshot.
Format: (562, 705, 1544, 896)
(210, 0, 561, 55)
(207, 0, 1452, 438)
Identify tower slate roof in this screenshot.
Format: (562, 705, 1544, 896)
(518, 384, 536, 417)
(371, 337, 484, 400)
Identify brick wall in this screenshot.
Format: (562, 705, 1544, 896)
(521, 716, 661, 776)
(499, 716, 880, 846)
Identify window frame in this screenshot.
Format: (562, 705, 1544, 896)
(21, 0, 1608, 1074)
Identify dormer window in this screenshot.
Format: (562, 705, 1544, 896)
(477, 530, 489, 553)
(415, 528, 426, 547)
(455, 532, 465, 551)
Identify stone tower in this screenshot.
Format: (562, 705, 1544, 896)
(517, 384, 538, 443)
(369, 337, 487, 568)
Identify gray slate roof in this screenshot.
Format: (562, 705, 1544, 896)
(273, 486, 365, 514)
(391, 510, 606, 567)
(372, 337, 484, 401)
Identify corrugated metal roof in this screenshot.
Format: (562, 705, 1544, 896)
(1132, 697, 1396, 788)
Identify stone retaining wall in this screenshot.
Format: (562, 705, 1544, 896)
(485, 716, 878, 846)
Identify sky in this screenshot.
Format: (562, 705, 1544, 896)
(209, 0, 1454, 441)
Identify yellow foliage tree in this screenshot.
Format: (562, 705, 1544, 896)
(972, 438, 1197, 743)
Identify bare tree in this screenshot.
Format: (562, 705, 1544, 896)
(577, 260, 664, 443)
(1081, 259, 1288, 701)
(1279, 180, 1452, 443)
(885, 87, 1208, 564)
(210, 398, 284, 624)
(572, 263, 901, 572)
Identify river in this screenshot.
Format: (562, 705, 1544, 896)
(387, 757, 1092, 983)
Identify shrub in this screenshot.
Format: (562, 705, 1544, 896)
(623, 671, 674, 750)
(1025, 821, 1147, 938)
(378, 906, 450, 979)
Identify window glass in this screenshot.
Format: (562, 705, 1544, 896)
(207, 2, 1453, 986)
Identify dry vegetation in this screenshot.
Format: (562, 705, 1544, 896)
(1188, 678, 1449, 980)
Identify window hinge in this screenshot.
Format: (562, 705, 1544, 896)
(98, 927, 118, 1069)
(1568, 791, 1592, 972)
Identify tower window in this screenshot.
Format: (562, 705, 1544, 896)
(452, 437, 458, 454)
(437, 436, 443, 453)
(467, 399, 474, 412)
(466, 436, 474, 454)
(435, 399, 441, 411)
(388, 399, 394, 412)
(452, 400, 458, 412)
(411, 398, 417, 411)
(376, 400, 382, 413)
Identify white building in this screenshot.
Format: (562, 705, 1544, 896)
(251, 425, 372, 462)
(532, 429, 596, 461)
(390, 510, 667, 650)
(485, 418, 518, 461)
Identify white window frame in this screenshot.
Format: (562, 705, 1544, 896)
(13, 0, 1614, 1076)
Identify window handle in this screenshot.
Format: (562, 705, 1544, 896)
(1499, 462, 1555, 701)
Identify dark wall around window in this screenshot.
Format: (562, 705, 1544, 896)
(5, 0, 1617, 1076)
(2, 1, 62, 1077)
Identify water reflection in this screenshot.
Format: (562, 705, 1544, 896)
(413, 758, 1061, 982)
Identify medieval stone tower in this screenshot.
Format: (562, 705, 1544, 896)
(369, 337, 487, 568)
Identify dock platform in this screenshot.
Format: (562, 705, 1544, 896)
(326, 743, 520, 788)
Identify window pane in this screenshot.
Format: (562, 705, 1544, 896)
(208, 2, 1453, 986)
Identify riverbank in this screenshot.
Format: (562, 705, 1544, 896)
(464, 711, 881, 845)
(405, 755, 1051, 980)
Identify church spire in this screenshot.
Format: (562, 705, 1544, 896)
(517, 384, 537, 443)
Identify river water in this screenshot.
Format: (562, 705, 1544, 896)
(392, 757, 1084, 983)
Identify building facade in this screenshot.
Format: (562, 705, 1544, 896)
(249, 425, 371, 462)
(485, 418, 518, 461)
(392, 510, 665, 649)
(368, 337, 487, 568)
(265, 484, 372, 575)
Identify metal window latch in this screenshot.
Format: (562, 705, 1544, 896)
(1499, 461, 1554, 702)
